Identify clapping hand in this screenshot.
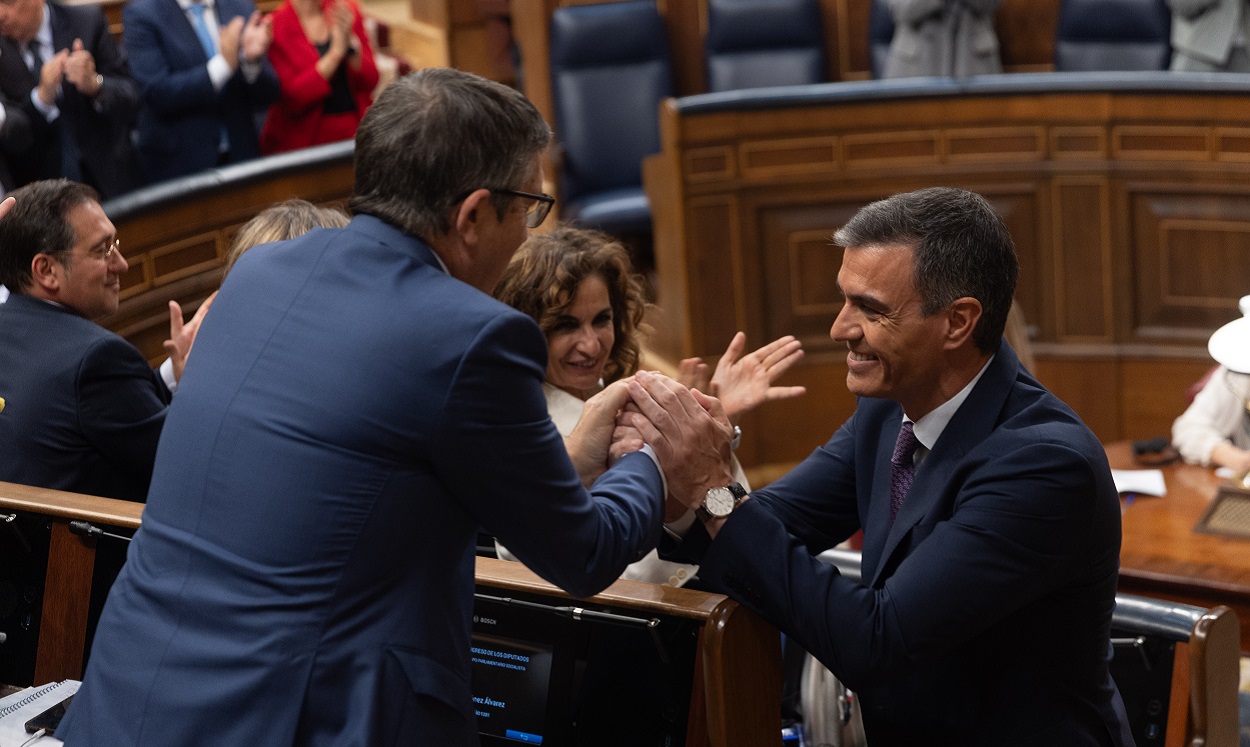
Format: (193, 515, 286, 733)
(163, 291, 217, 382)
(63, 39, 102, 97)
(240, 11, 273, 63)
(36, 50, 68, 106)
(686, 332, 806, 423)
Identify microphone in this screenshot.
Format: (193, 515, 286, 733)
(68, 520, 133, 543)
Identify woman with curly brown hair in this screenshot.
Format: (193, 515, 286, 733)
(493, 225, 805, 586)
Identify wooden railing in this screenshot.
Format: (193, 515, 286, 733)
(0, 482, 782, 746)
(98, 140, 356, 365)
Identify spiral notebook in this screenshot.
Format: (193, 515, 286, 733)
(0, 680, 79, 745)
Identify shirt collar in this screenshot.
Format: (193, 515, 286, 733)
(904, 355, 994, 453)
(34, 2, 52, 51)
(176, 0, 212, 13)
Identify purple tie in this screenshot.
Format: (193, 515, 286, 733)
(888, 421, 920, 526)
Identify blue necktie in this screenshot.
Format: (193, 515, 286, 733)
(188, 2, 217, 59)
(188, 2, 230, 155)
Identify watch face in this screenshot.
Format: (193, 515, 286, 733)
(704, 487, 736, 518)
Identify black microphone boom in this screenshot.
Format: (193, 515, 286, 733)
(68, 520, 132, 543)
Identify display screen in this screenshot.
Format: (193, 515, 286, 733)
(471, 634, 554, 744)
(470, 589, 699, 747)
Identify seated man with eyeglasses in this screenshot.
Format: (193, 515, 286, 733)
(0, 179, 210, 502)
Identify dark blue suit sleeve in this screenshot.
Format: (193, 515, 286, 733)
(699, 438, 1115, 690)
(82, 6, 141, 124)
(75, 335, 169, 486)
(430, 312, 665, 599)
(122, 1, 219, 116)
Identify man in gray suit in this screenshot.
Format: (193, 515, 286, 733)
(1167, 0, 1250, 71)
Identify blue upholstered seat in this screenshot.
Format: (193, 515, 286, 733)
(548, 0, 672, 236)
(869, 0, 895, 79)
(704, 0, 827, 92)
(1054, 0, 1172, 71)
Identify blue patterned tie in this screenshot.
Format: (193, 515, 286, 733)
(188, 2, 217, 59)
(888, 420, 920, 527)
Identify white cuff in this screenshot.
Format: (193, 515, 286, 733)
(240, 57, 263, 84)
(159, 358, 178, 394)
(661, 510, 697, 542)
(207, 55, 231, 91)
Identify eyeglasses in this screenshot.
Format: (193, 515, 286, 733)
(54, 239, 119, 266)
(490, 188, 556, 228)
(84, 239, 120, 262)
(95, 241, 120, 264)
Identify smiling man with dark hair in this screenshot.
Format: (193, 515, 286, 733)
(0, 179, 205, 501)
(662, 187, 1134, 746)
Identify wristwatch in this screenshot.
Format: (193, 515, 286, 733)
(696, 482, 747, 522)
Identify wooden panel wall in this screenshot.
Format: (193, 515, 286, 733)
(513, 0, 1064, 212)
(100, 149, 356, 365)
(646, 87, 1250, 473)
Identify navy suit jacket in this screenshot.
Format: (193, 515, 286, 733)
(121, 0, 278, 182)
(0, 1, 143, 197)
(688, 345, 1133, 746)
(60, 215, 666, 745)
(0, 294, 169, 501)
(0, 91, 32, 191)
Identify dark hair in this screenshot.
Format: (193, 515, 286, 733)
(225, 199, 350, 275)
(0, 180, 100, 293)
(494, 226, 647, 384)
(833, 187, 1018, 354)
(349, 68, 552, 241)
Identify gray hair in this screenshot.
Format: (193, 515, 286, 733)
(349, 68, 552, 241)
(833, 187, 1018, 354)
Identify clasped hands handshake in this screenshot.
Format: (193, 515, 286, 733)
(568, 370, 736, 523)
(566, 332, 807, 524)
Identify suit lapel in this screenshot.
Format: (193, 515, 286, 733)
(159, 0, 209, 65)
(866, 344, 1022, 588)
(0, 37, 37, 95)
(49, 3, 74, 58)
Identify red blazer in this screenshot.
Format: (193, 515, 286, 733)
(260, 0, 378, 154)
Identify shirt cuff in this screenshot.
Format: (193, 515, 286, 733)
(159, 358, 178, 394)
(240, 57, 263, 84)
(638, 443, 667, 499)
(662, 510, 697, 543)
(29, 87, 59, 122)
(207, 55, 232, 91)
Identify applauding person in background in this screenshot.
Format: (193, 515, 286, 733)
(260, 0, 377, 154)
(123, 0, 278, 182)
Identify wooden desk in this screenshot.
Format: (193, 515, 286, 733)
(1108, 441, 1250, 653)
(0, 483, 781, 745)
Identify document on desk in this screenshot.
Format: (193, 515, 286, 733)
(1111, 469, 1167, 497)
(0, 679, 78, 745)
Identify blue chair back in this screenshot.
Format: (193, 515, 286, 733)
(549, 0, 672, 233)
(704, 0, 826, 92)
(869, 0, 895, 79)
(1054, 0, 1172, 71)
